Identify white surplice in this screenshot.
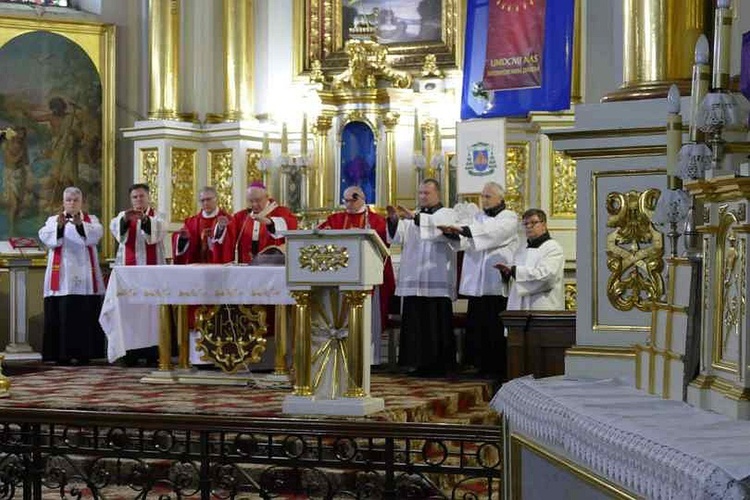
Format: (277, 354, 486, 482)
(39, 215, 105, 297)
(110, 210, 167, 265)
(507, 238, 565, 310)
(451, 209, 519, 297)
(389, 207, 457, 299)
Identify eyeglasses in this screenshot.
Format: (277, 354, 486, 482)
(199, 197, 216, 202)
(522, 220, 542, 228)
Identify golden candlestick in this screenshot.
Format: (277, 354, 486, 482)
(291, 291, 313, 396)
(148, 0, 180, 120)
(343, 290, 368, 398)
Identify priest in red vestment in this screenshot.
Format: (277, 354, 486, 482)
(232, 182, 298, 263)
(173, 186, 235, 265)
(318, 185, 396, 364)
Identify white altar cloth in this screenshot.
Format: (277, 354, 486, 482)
(99, 265, 295, 362)
(492, 377, 750, 500)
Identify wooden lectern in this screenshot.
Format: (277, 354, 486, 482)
(282, 229, 388, 416)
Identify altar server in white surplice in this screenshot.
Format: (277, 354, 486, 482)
(39, 186, 105, 365)
(387, 179, 457, 377)
(440, 182, 518, 380)
(108, 182, 166, 366)
(110, 183, 166, 266)
(496, 208, 565, 311)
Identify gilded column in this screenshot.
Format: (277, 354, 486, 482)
(148, 0, 181, 119)
(274, 305, 289, 375)
(223, 0, 254, 120)
(381, 112, 399, 207)
(312, 116, 333, 209)
(343, 291, 368, 398)
(158, 304, 173, 371)
(603, 0, 709, 102)
(290, 291, 313, 396)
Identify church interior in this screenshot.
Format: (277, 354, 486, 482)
(0, 0, 750, 498)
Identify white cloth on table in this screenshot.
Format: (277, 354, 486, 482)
(492, 376, 750, 500)
(99, 264, 295, 362)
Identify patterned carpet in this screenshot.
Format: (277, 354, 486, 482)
(0, 364, 500, 425)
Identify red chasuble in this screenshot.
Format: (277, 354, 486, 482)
(172, 209, 235, 265)
(318, 209, 396, 329)
(232, 202, 298, 264)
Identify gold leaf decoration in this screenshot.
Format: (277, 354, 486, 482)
(194, 304, 268, 373)
(299, 244, 349, 272)
(605, 189, 664, 311)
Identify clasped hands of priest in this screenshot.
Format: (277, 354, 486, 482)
(124, 207, 151, 224)
(57, 210, 83, 227)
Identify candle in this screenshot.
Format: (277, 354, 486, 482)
(690, 35, 710, 142)
(666, 84, 682, 180)
(262, 132, 270, 155)
(301, 114, 308, 156)
(433, 120, 442, 156)
(713, 0, 732, 90)
(281, 122, 288, 155)
(413, 112, 422, 154)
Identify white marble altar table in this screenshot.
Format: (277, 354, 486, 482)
(99, 264, 295, 363)
(492, 377, 750, 500)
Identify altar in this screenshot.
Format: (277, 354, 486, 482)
(493, 377, 750, 500)
(99, 264, 295, 381)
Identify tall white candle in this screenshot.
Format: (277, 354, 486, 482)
(667, 84, 682, 179)
(690, 35, 710, 142)
(712, 0, 732, 90)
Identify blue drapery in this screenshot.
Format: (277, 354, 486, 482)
(461, 0, 576, 119)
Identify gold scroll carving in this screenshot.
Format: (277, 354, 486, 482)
(505, 143, 529, 212)
(552, 151, 577, 217)
(171, 147, 196, 223)
(299, 244, 349, 272)
(140, 148, 159, 207)
(605, 189, 664, 311)
(208, 149, 234, 210)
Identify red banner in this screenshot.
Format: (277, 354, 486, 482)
(483, 0, 547, 91)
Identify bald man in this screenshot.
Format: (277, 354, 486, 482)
(232, 182, 298, 264)
(319, 186, 396, 364)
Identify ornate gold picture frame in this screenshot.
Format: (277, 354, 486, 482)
(294, 0, 464, 75)
(0, 16, 115, 255)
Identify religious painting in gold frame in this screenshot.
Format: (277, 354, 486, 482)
(0, 16, 115, 255)
(294, 0, 464, 75)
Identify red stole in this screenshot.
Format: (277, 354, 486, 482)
(124, 207, 157, 265)
(50, 213, 98, 293)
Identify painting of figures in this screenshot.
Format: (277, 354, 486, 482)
(0, 30, 102, 239)
(343, 0, 442, 45)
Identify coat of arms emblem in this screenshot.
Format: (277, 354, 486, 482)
(465, 142, 497, 176)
